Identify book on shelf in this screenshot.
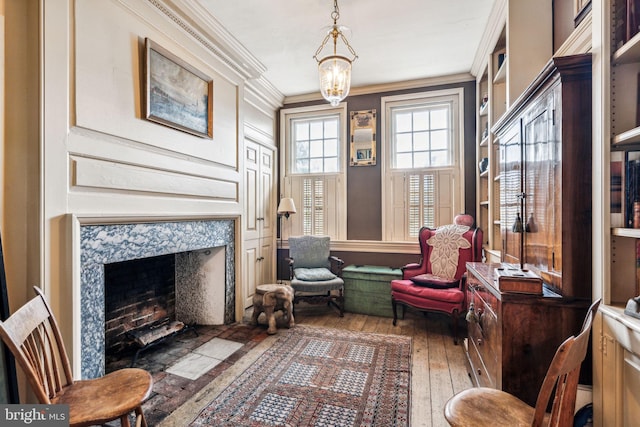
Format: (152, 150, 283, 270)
(612, 150, 624, 228)
(625, 151, 640, 228)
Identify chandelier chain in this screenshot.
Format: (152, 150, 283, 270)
(331, 0, 340, 23)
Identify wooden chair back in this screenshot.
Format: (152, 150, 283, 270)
(0, 286, 74, 403)
(531, 299, 600, 427)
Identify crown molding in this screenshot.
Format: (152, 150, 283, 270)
(470, 0, 507, 77)
(245, 76, 285, 112)
(156, 0, 267, 80)
(283, 72, 474, 105)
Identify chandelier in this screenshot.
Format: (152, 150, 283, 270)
(313, 0, 358, 106)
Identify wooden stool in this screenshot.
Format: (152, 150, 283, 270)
(251, 284, 295, 334)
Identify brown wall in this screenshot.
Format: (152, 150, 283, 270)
(277, 80, 477, 277)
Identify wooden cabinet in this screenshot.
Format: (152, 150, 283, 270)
(243, 140, 276, 308)
(465, 262, 590, 407)
(493, 54, 592, 299)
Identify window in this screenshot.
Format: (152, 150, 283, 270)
(382, 89, 464, 241)
(280, 104, 347, 240)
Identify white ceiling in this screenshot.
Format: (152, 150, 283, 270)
(197, 0, 495, 98)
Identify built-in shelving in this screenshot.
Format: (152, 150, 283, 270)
(613, 126, 640, 145)
(612, 227, 640, 238)
(613, 30, 640, 64)
(493, 60, 506, 84)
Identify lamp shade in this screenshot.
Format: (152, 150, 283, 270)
(277, 198, 297, 217)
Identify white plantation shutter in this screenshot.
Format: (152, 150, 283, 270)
(285, 174, 345, 239)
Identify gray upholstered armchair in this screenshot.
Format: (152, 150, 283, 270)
(287, 235, 345, 317)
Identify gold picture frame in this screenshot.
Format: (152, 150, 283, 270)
(350, 110, 376, 166)
(145, 38, 213, 138)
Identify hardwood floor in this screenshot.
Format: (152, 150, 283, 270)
(116, 305, 472, 426)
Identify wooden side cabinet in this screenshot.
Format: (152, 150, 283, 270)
(465, 262, 590, 407)
(493, 53, 592, 299)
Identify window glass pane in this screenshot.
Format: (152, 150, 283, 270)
(413, 110, 429, 131)
(430, 108, 448, 129)
(324, 157, 338, 172)
(413, 131, 429, 151)
(395, 112, 412, 133)
(324, 138, 338, 157)
(396, 133, 413, 153)
(310, 158, 324, 173)
(324, 157, 338, 173)
(431, 150, 448, 166)
(295, 122, 309, 140)
(310, 121, 323, 139)
(296, 159, 309, 173)
(296, 140, 309, 159)
(414, 151, 429, 168)
(310, 140, 324, 158)
(431, 129, 448, 150)
(324, 120, 338, 138)
(396, 152, 413, 169)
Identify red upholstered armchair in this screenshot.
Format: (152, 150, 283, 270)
(391, 224, 483, 344)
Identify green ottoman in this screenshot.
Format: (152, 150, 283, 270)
(342, 265, 402, 317)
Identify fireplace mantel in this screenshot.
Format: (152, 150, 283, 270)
(70, 214, 237, 379)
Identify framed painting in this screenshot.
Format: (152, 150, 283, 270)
(145, 38, 213, 138)
(350, 110, 376, 166)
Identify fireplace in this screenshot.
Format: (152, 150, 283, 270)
(78, 218, 235, 379)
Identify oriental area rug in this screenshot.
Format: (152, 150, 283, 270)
(184, 325, 411, 427)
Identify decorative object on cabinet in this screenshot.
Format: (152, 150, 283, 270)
(445, 298, 600, 427)
(390, 225, 483, 344)
(144, 38, 213, 138)
(0, 286, 153, 426)
(313, 0, 358, 106)
(350, 109, 376, 166)
(493, 53, 592, 299)
(464, 263, 594, 408)
(287, 235, 345, 316)
(478, 157, 488, 173)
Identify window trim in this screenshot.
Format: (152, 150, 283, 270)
(380, 88, 466, 241)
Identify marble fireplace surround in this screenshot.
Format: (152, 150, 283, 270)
(74, 215, 236, 379)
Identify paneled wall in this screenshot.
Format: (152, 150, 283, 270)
(3, 0, 279, 376)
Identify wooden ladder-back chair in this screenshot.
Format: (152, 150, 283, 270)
(444, 299, 601, 427)
(0, 286, 153, 427)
